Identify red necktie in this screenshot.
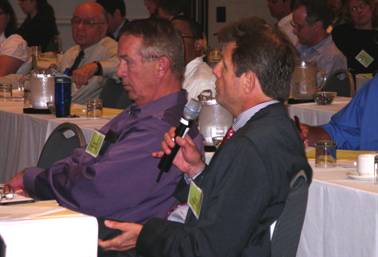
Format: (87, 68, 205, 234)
(221, 127, 235, 145)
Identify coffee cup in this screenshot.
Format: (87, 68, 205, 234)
(357, 154, 378, 176)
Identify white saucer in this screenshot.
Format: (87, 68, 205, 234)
(347, 171, 375, 181)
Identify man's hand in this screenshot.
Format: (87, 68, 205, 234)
(98, 221, 143, 252)
(72, 63, 98, 88)
(7, 170, 26, 192)
(152, 127, 205, 178)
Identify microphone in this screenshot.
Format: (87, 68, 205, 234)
(157, 99, 201, 182)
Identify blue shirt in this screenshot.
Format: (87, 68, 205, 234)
(297, 35, 347, 76)
(322, 75, 378, 150)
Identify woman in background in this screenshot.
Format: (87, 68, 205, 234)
(17, 0, 59, 52)
(0, 0, 28, 76)
(332, 0, 378, 74)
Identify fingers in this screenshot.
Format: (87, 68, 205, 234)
(72, 63, 97, 87)
(98, 221, 142, 252)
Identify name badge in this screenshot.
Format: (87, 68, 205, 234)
(355, 50, 374, 68)
(188, 181, 203, 219)
(86, 130, 105, 158)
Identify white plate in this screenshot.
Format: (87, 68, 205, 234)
(347, 171, 375, 181)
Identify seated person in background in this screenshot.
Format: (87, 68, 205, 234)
(144, 0, 160, 17)
(267, 0, 298, 45)
(98, 17, 312, 257)
(96, 0, 129, 40)
(300, 74, 378, 150)
(156, 0, 185, 20)
(332, 0, 378, 74)
(16, 0, 59, 52)
(171, 16, 216, 100)
(0, 0, 28, 76)
(327, 0, 347, 26)
(8, 18, 202, 223)
(58, 2, 119, 104)
(292, 0, 347, 76)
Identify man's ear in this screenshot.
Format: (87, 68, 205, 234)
(240, 71, 257, 94)
(156, 56, 170, 77)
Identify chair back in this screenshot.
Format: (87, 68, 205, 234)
(271, 170, 309, 257)
(323, 69, 355, 96)
(37, 122, 85, 169)
(0, 234, 5, 257)
(99, 78, 133, 109)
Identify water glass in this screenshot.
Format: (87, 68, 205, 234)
(315, 140, 336, 168)
(0, 83, 12, 99)
(86, 98, 103, 118)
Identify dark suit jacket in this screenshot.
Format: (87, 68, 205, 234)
(136, 103, 312, 257)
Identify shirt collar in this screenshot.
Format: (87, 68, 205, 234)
(128, 90, 187, 118)
(233, 100, 279, 131)
(297, 35, 332, 57)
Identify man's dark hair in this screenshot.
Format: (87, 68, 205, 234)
(120, 18, 185, 81)
(96, 0, 126, 17)
(296, 0, 334, 29)
(217, 17, 296, 101)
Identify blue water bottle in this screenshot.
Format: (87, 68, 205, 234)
(54, 76, 71, 117)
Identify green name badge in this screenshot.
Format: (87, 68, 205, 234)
(188, 181, 203, 219)
(85, 130, 105, 158)
(355, 50, 374, 68)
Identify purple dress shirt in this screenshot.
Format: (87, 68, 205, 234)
(23, 90, 201, 222)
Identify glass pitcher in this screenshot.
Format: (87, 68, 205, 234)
(290, 61, 326, 100)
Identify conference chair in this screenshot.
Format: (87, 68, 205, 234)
(271, 170, 309, 257)
(323, 69, 355, 97)
(37, 122, 86, 169)
(0, 234, 5, 257)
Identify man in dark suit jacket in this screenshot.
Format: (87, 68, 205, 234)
(98, 17, 312, 257)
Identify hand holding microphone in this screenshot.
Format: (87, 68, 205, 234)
(156, 99, 202, 182)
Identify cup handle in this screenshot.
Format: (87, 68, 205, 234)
(316, 70, 327, 91)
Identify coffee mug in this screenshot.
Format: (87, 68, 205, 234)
(357, 154, 378, 176)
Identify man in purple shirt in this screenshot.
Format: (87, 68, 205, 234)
(8, 18, 201, 223)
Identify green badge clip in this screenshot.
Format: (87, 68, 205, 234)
(188, 181, 204, 219)
(355, 50, 374, 68)
(85, 130, 105, 158)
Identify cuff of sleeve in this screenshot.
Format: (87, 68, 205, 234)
(100, 59, 119, 76)
(23, 167, 45, 196)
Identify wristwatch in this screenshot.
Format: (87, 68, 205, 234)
(94, 61, 103, 76)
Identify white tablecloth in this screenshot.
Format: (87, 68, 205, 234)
(0, 101, 112, 182)
(0, 200, 98, 257)
(288, 97, 351, 126)
(297, 160, 378, 257)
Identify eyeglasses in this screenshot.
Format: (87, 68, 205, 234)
(70, 17, 105, 27)
(0, 184, 15, 201)
(350, 2, 369, 13)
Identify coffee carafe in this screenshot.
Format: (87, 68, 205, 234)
(290, 61, 326, 100)
(198, 90, 233, 147)
(29, 70, 55, 109)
